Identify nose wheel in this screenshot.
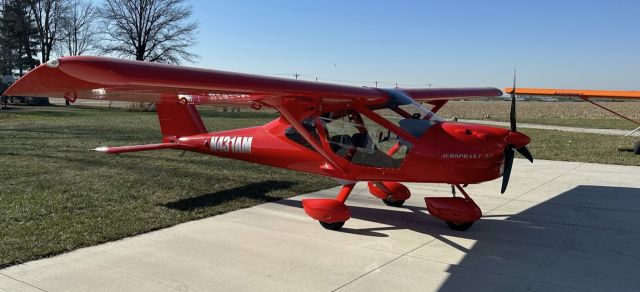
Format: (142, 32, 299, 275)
(319, 221, 345, 231)
(446, 221, 474, 231)
(426, 184, 482, 231)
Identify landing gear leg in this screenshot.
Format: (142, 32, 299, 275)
(302, 183, 355, 231)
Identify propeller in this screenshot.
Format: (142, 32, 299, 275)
(501, 70, 534, 194)
(510, 69, 517, 132)
(501, 145, 515, 193)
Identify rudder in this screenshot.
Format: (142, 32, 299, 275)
(156, 98, 207, 139)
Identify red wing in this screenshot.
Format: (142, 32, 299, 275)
(403, 87, 503, 101)
(3, 56, 503, 108)
(504, 87, 640, 99)
(3, 56, 387, 106)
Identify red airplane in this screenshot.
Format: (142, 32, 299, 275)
(4, 56, 534, 231)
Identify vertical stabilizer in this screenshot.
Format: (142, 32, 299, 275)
(156, 98, 207, 138)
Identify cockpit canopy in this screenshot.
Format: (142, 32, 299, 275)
(285, 88, 444, 169)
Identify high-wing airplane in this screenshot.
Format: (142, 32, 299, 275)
(504, 87, 640, 155)
(4, 56, 534, 231)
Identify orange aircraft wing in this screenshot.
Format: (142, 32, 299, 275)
(504, 87, 640, 99)
(504, 87, 640, 129)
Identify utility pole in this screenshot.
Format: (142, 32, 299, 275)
(294, 73, 300, 80)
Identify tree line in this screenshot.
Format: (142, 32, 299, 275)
(0, 0, 198, 76)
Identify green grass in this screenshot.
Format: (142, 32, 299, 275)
(0, 105, 638, 268)
(437, 100, 640, 130)
(520, 128, 640, 165)
(0, 106, 335, 268)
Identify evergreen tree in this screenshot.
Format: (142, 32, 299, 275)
(0, 0, 39, 76)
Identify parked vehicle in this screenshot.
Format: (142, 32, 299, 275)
(2, 74, 49, 105)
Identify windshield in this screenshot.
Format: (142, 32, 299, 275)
(380, 88, 443, 123)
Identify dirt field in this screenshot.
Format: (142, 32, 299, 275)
(438, 100, 640, 120)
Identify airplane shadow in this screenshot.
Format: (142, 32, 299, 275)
(277, 198, 453, 237)
(164, 180, 296, 211)
(278, 185, 640, 291)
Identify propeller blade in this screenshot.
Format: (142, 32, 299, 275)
(501, 147, 515, 194)
(510, 69, 517, 132)
(516, 146, 534, 163)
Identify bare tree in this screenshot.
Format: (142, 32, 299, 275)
(29, 0, 67, 63)
(57, 0, 97, 56)
(100, 0, 198, 64)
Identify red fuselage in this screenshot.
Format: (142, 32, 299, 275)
(175, 116, 529, 185)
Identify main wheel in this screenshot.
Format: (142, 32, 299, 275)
(446, 221, 474, 231)
(319, 221, 345, 231)
(634, 141, 640, 155)
(382, 199, 405, 207)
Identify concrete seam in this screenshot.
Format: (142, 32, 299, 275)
(0, 272, 48, 292)
(330, 238, 438, 292)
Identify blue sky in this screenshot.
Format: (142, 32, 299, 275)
(189, 0, 640, 90)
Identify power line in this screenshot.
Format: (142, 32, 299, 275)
(260, 72, 444, 88)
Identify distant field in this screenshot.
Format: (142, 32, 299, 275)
(438, 101, 640, 129)
(0, 104, 638, 268)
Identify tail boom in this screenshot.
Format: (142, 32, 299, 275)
(93, 143, 197, 154)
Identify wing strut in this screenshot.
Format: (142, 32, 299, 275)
(580, 97, 640, 137)
(274, 104, 346, 174)
(578, 96, 640, 127)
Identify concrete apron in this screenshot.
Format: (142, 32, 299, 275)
(2, 159, 640, 292)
